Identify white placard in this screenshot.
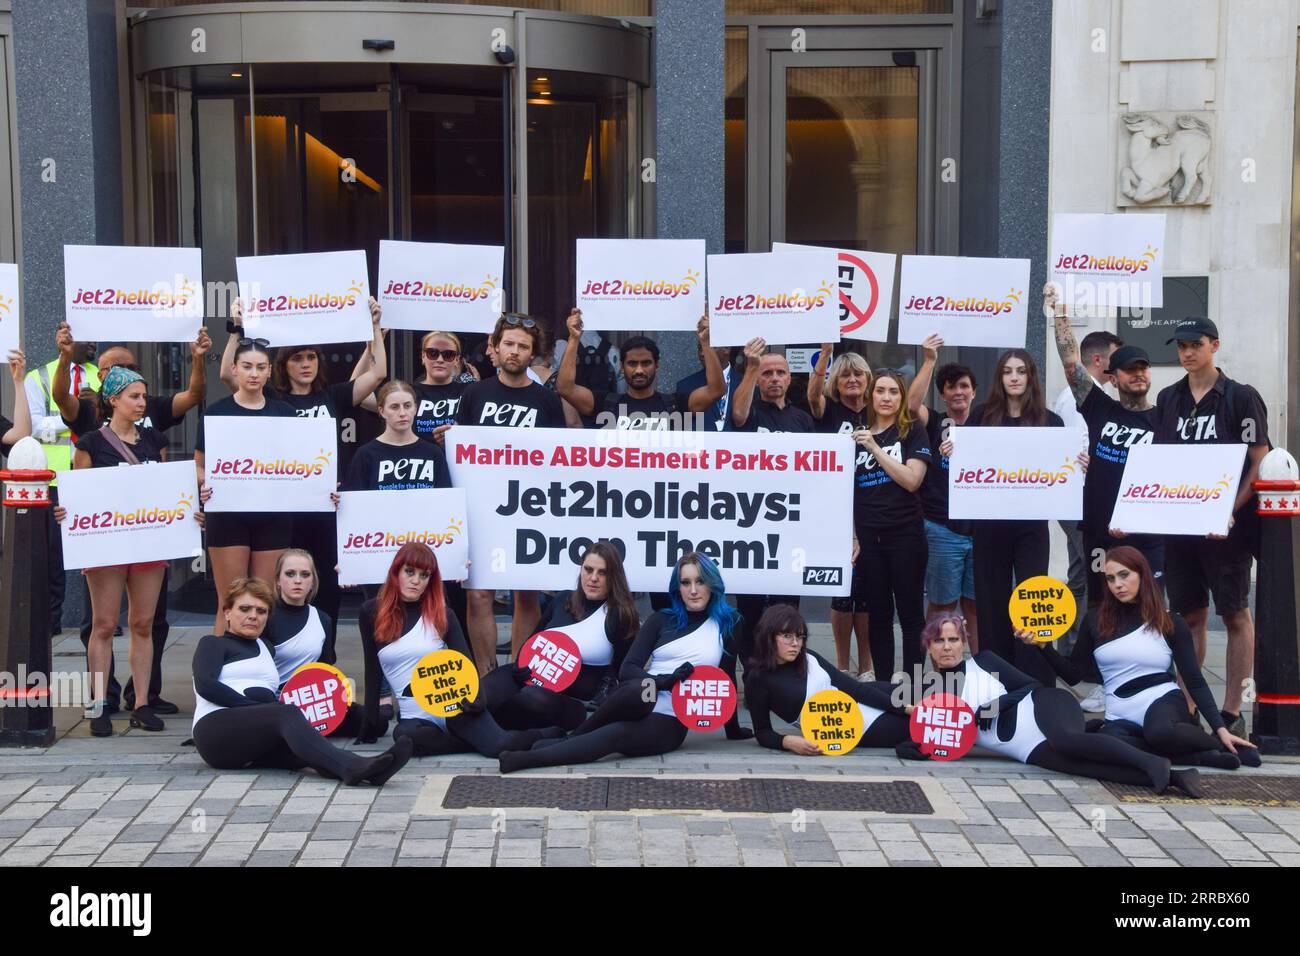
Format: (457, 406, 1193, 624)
(57, 460, 202, 570)
(203, 416, 337, 513)
(774, 242, 896, 343)
(575, 238, 706, 332)
(706, 250, 839, 347)
(1108, 444, 1246, 537)
(63, 245, 203, 343)
(336, 488, 469, 585)
(897, 255, 1031, 348)
(377, 240, 503, 333)
(1050, 213, 1165, 311)
(948, 426, 1085, 521)
(236, 250, 371, 346)
(448, 426, 854, 595)
(0, 263, 18, 357)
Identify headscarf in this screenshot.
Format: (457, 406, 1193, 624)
(101, 365, 144, 400)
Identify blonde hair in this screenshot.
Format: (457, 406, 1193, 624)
(274, 549, 320, 603)
(377, 379, 418, 408)
(824, 352, 872, 403)
(421, 330, 463, 354)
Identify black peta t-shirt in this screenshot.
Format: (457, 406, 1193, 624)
(345, 437, 451, 491)
(594, 390, 683, 430)
(966, 405, 1066, 430)
(195, 395, 298, 453)
(455, 376, 566, 429)
(413, 381, 470, 439)
(1155, 373, 1270, 488)
(854, 423, 931, 531)
(1078, 387, 1157, 533)
(75, 424, 168, 468)
(919, 404, 972, 534)
(269, 381, 357, 421)
(732, 398, 815, 433)
(64, 393, 183, 438)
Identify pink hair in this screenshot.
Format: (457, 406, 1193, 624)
(920, 612, 969, 650)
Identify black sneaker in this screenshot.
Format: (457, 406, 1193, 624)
(89, 713, 113, 737)
(147, 697, 180, 716)
(129, 706, 165, 732)
(1221, 710, 1246, 737)
(495, 639, 512, 656)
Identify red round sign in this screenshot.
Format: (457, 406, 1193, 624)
(671, 665, 737, 732)
(837, 252, 881, 334)
(518, 629, 582, 694)
(280, 663, 352, 736)
(909, 693, 978, 761)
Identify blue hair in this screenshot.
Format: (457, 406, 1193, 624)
(666, 552, 740, 637)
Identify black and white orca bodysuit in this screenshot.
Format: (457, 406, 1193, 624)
(358, 599, 556, 757)
(190, 632, 406, 785)
(498, 609, 753, 773)
(919, 651, 1177, 791)
(1034, 606, 1254, 769)
(264, 600, 361, 738)
(745, 649, 911, 751)
(485, 594, 635, 733)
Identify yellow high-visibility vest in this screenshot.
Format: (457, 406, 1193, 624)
(26, 359, 101, 480)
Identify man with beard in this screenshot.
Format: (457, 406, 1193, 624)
(556, 308, 723, 430)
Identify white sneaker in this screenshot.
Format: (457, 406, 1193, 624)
(1079, 686, 1105, 712)
(856, 670, 876, 682)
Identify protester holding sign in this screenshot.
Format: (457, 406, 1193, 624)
(964, 350, 1068, 685)
(0, 347, 31, 459)
(403, 330, 476, 443)
(1017, 547, 1260, 770)
(809, 348, 872, 675)
(52, 366, 207, 737)
(1154, 317, 1270, 736)
(196, 337, 296, 630)
(906, 334, 980, 653)
(557, 309, 724, 430)
(898, 613, 1202, 796)
(744, 605, 910, 754)
(356, 543, 557, 757)
(499, 553, 755, 773)
(191, 577, 412, 785)
(454, 313, 566, 669)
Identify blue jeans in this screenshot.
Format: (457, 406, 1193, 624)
(923, 519, 974, 605)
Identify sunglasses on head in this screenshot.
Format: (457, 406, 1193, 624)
(424, 348, 460, 362)
(235, 337, 270, 353)
(503, 313, 537, 330)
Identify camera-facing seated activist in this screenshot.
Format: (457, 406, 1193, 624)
(191, 577, 412, 785)
(744, 604, 911, 754)
(497, 552, 755, 773)
(898, 614, 1203, 797)
(355, 542, 562, 757)
(1016, 546, 1259, 770)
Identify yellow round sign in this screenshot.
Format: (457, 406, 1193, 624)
(799, 689, 865, 755)
(410, 650, 479, 718)
(1008, 575, 1077, 643)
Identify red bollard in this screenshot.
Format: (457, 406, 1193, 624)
(1252, 448, 1300, 755)
(0, 437, 56, 747)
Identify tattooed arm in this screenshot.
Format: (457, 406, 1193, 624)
(1046, 282, 1093, 407)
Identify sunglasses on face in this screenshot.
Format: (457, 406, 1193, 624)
(424, 348, 460, 362)
(503, 313, 537, 330)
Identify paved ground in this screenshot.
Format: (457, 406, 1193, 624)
(0, 612, 1296, 868)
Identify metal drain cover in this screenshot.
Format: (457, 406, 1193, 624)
(1103, 773, 1300, 807)
(442, 776, 934, 814)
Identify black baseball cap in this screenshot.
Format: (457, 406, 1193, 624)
(1105, 345, 1150, 373)
(1165, 317, 1219, 344)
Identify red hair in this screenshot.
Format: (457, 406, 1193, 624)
(373, 543, 447, 645)
(1096, 546, 1172, 640)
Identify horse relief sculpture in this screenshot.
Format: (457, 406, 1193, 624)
(1118, 112, 1213, 206)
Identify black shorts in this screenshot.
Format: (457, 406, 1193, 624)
(206, 512, 293, 551)
(1164, 533, 1252, 616)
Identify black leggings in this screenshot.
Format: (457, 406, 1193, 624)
(1024, 687, 1170, 790)
(290, 513, 340, 657)
(861, 712, 912, 749)
(193, 704, 377, 782)
(857, 524, 928, 679)
(477, 653, 597, 734)
(499, 680, 688, 771)
(972, 520, 1056, 686)
(393, 701, 551, 758)
(1098, 690, 1227, 763)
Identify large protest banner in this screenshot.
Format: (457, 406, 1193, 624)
(57, 460, 201, 570)
(447, 427, 855, 595)
(948, 426, 1085, 521)
(575, 239, 705, 332)
(773, 242, 895, 343)
(64, 245, 204, 343)
(896, 255, 1030, 348)
(335, 488, 470, 585)
(1108, 444, 1245, 537)
(236, 250, 371, 345)
(204, 417, 336, 513)
(1050, 212, 1165, 311)
(706, 249, 839, 346)
(377, 240, 503, 332)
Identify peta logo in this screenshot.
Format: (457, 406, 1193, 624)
(50, 886, 151, 936)
(377, 457, 438, 484)
(478, 402, 538, 427)
(802, 566, 843, 586)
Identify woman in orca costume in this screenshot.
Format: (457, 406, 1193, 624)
(1017, 546, 1259, 770)
(899, 612, 1202, 796)
(498, 552, 755, 773)
(744, 604, 911, 754)
(355, 542, 560, 757)
(191, 577, 411, 785)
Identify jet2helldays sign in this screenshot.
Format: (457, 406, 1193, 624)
(236, 250, 372, 346)
(1050, 212, 1165, 312)
(63, 245, 204, 343)
(705, 250, 840, 346)
(575, 238, 706, 332)
(377, 240, 504, 333)
(896, 255, 1030, 349)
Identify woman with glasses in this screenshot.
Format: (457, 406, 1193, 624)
(498, 553, 755, 773)
(744, 605, 910, 755)
(196, 335, 296, 632)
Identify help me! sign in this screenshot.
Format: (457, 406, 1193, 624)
(280, 664, 352, 736)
